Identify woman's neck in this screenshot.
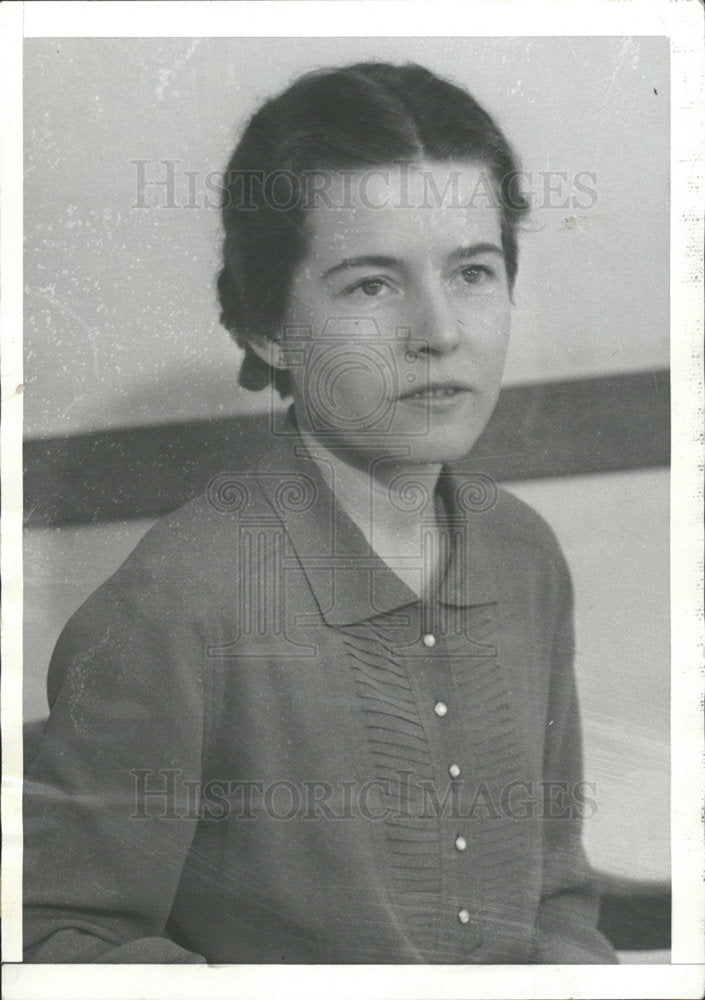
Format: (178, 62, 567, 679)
(298, 430, 445, 598)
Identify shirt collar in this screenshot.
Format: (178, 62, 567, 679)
(253, 409, 499, 626)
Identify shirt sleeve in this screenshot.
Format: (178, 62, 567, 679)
(533, 551, 618, 964)
(23, 552, 208, 964)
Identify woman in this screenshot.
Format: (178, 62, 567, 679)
(24, 62, 616, 964)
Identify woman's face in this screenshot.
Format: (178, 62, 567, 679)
(278, 159, 512, 467)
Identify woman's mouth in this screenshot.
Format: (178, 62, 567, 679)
(403, 386, 465, 400)
(398, 384, 471, 410)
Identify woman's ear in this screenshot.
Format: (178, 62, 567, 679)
(245, 334, 287, 371)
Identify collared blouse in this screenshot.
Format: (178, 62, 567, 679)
(23, 426, 616, 964)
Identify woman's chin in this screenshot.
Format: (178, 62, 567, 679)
(404, 436, 481, 466)
(296, 407, 491, 469)
(372, 428, 486, 467)
(396, 415, 490, 465)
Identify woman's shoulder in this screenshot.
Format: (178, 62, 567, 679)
(491, 486, 561, 546)
(466, 480, 568, 571)
(109, 483, 267, 600)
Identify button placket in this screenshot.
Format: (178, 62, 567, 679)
(417, 610, 481, 954)
(455, 908, 483, 951)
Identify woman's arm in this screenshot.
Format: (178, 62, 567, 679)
(23, 543, 209, 963)
(532, 553, 617, 963)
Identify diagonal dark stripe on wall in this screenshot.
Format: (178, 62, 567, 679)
(24, 369, 670, 527)
(461, 368, 670, 481)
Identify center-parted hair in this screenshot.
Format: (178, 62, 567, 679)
(217, 62, 530, 397)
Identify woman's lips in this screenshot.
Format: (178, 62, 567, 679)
(401, 385, 466, 399)
(398, 384, 472, 409)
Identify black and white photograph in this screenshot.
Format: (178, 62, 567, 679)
(2, 2, 703, 999)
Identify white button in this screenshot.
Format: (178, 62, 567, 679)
(458, 908, 470, 924)
(422, 633, 436, 648)
(454, 836, 467, 851)
(434, 701, 448, 717)
(448, 763, 460, 778)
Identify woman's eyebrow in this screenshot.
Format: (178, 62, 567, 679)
(448, 242, 504, 262)
(320, 255, 404, 280)
(321, 243, 505, 280)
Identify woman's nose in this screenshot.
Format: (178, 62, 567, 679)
(414, 286, 462, 355)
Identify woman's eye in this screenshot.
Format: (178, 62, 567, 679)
(345, 278, 392, 298)
(459, 265, 491, 285)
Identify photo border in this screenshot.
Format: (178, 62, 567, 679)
(2, 2, 703, 998)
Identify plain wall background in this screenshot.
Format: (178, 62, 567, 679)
(23, 37, 670, 884)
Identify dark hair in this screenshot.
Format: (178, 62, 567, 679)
(217, 62, 530, 397)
